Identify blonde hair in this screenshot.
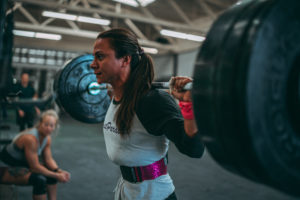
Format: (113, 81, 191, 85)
(36, 109, 60, 134)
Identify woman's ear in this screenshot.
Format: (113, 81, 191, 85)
(122, 55, 132, 67)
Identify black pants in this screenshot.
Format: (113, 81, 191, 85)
(17, 111, 34, 131)
(165, 191, 177, 200)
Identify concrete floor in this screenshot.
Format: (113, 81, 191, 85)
(0, 109, 299, 200)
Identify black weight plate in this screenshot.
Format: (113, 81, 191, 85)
(208, 0, 275, 182)
(245, 0, 300, 196)
(54, 54, 110, 123)
(192, 0, 258, 168)
(193, 0, 300, 196)
(192, 0, 270, 176)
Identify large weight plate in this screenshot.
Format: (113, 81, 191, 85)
(246, 0, 300, 196)
(193, 0, 300, 196)
(201, 0, 275, 180)
(54, 54, 110, 123)
(192, 0, 264, 174)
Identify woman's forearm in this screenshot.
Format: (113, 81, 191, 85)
(30, 164, 58, 179)
(184, 119, 198, 137)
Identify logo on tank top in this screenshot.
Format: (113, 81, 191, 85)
(104, 122, 120, 134)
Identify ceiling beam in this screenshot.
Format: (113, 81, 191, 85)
(124, 18, 148, 40)
(15, 22, 98, 38)
(204, 0, 230, 8)
(18, 4, 39, 25)
(6, 2, 22, 15)
(81, 0, 110, 31)
(196, 0, 217, 20)
(167, 0, 193, 25)
(14, 22, 176, 50)
(14, 0, 206, 33)
(65, 20, 80, 30)
(41, 1, 77, 27)
(87, 0, 116, 11)
(138, 4, 177, 44)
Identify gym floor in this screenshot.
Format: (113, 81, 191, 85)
(0, 108, 298, 200)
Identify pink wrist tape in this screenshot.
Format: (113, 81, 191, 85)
(179, 101, 195, 120)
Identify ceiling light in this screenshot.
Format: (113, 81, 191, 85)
(13, 30, 35, 38)
(35, 32, 61, 40)
(77, 16, 110, 26)
(13, 30, 61, 40)
(160, 29, 205, 42)
(113, 0, 156, 7)
(42, 11, 111, 26)
(113, 0, 138, 7)
(139, 0, 156, 7)
(42, 11, 77, 20)
(142, 47, 158, 54)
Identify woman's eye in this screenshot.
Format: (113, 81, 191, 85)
(43, 123, 55, 128)
(95, 53, 104, 60)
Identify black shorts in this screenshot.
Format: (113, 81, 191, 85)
(0, 146, 28, 167)
(0, 167, 7, 181)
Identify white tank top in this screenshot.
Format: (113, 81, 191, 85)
(6, 128, 48, 161)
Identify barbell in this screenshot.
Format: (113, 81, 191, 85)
(87, 81, 193, 93)
(53, 0, 300, 197)
(53, 53, 193, 123)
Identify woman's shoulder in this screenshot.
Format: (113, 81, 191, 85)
(137, 89, 178, 112)
(15, 131, 38, 147)
(142, 89, 174, 103)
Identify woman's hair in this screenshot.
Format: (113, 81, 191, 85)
(37, 109, 60, 130)
(97, 28, 154, 136)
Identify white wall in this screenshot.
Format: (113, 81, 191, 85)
(177, 49, 199, 77)
(152, 54, 173, 81)
(153, 48, 199, 81)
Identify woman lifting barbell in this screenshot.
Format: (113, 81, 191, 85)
(90, 28, 205, 200)
(0, 109, 70, 200)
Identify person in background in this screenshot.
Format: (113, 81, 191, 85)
(14, 72, 40, 131)
(90, 28, 205, 200)
(0, 109, 70, 200)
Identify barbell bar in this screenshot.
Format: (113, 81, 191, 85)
(52, 0, 299, 197)
(87, 81, 193, 95)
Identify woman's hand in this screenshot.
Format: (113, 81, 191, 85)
(56, 170, 71, 183)
(169, 76, 193, 102)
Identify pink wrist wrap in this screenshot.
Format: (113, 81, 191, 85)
(179, 101, 195, 120)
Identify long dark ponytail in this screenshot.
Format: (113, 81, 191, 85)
(97, 28, 154, 136)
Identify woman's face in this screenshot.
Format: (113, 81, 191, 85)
(39, 115, 57, 136)
(90, 38, 125, 85)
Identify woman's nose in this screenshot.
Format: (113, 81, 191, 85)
(90, 59, 97, 70)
